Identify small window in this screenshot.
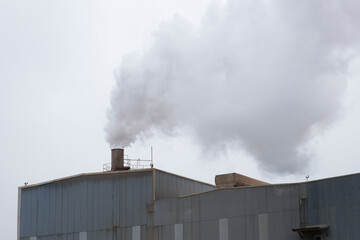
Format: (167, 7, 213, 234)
(314, 235, 322, 240)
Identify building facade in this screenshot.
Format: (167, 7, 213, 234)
(18, 168, 360, 240)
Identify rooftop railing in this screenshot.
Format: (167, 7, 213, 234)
(103, 147, 154, 172)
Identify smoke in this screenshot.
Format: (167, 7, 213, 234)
(105, 0, 360, 173)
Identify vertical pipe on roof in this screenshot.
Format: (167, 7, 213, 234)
(111, 148, 130, 171)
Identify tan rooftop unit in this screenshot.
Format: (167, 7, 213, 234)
(215, 173, 269, 188)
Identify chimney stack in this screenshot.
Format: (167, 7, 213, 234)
(111, 148, 130, 171)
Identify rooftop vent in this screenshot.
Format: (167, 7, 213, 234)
(215, 173, 269, 188)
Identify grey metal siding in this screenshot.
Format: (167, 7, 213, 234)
(155, 171, 215, 200)
(19, 169, 214, 240)
(306, 174, 360, 240)
(20, 171, 153, 240)
(20, 170, 360, 240)
(153, 185, 300, 240)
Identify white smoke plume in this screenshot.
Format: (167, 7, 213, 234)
(105, 0, 360, 173)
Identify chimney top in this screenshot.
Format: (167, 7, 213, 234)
(111, 148, 130, 171)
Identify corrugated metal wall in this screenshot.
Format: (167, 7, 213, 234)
(19, 169, 215, 240)
(153, 184, 301, 240)
(306, 174, 360, 240)
(19, 170, 360, 240)
(155, 170, 215, 200)
(20, 171, 153, 240)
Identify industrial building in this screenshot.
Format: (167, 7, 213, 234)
(18, 149, 360, 240)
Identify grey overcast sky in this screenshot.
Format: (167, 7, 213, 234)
(1, 0, 360, 239)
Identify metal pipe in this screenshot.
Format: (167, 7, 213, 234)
(151, 146, 153, 168)
(111, 148, 130, 171)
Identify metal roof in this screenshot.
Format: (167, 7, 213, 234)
(19, 168, 214, 189)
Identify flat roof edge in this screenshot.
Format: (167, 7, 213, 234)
(19, 168, 360, 190)
(19, 167, 216, 189)
(19, 168, 154, 189)
(175, 172, 360, 198)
